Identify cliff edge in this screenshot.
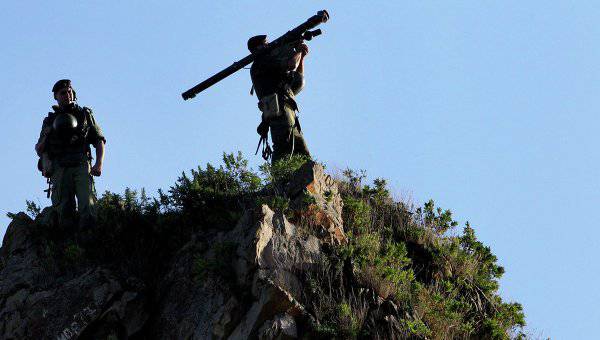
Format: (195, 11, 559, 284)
(0, 155, 525, 339)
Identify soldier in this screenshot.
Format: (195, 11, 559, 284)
(249, 35, 311, 163)
(35, 79, 106, 228)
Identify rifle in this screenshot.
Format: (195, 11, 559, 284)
(181, 10, 329, 101)
(44, 178, 52, 198)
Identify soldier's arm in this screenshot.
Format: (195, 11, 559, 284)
(85, 108, 107, 176)
(35, 118, 52, 156)
(84, 108, 106, 144)
(35, 140, 44, 157)
(91, 141, 105, 177)
(288, 53, 302, 71)
(288, 44, 308, 95)
(288, 43, 308, 73)
(289, 71, 305, 95)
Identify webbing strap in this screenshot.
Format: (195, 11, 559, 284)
(255, 135, 272, 161)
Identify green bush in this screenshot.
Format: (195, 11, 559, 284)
(259, 154, 310, 190)
(300, 168, 526, 339)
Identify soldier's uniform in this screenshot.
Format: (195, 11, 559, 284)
(250, 42, 311, 163)
(38, 103, 105, 228)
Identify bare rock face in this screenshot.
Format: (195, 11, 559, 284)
(0, 161, 346, 339)
(258, 313, 298, 340)
(0, 213, 147, 339)
(286, 161, 346, 244)
(152, 204, 321, 339)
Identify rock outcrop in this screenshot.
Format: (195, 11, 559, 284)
(0, 213, 148, 339)
(0, 159, 527, 339)
(0, 161, 344, 339)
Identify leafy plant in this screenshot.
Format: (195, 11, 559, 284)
(25, 200, 41, 219)
(299, 168, 526, 339)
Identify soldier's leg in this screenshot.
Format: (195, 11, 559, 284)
(50, 166, 76, 227)
(270, 124, 293, 164)
(292, 128, 311, 158)
(74, 163, 97, 229)
(271, 126, 311, 163)
(269, 106, 312, 163)
(269, 107, 293, 163)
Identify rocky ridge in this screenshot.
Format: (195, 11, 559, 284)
(0, 161, 349, 339)
(0, 158, 526, 339)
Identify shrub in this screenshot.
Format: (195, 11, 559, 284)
(259, 154, 311, 191)
(310, 169, 527, 339)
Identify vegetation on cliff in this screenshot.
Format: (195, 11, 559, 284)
(12, 152, 525, 339)
(304, 168, 525, 339)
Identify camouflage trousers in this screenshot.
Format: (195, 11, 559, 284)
(50, 162, 97, 228)
(269, 108, 310, 163)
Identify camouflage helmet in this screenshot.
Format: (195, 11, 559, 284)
(247, 35, 267, 52)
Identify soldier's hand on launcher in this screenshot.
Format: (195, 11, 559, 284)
(298, 43, 309, 56)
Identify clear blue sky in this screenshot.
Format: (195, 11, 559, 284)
(1, 2, 598, 337)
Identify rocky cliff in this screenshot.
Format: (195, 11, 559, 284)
(0, 156, 526, 339)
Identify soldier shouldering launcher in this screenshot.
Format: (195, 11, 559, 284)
(181, 11, 329, 163)
(35, 79, 106, 228)
(249, 35, 311, 163)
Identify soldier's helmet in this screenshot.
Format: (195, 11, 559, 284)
(248, 35, 267, 52)
(52, 113, 78, 137)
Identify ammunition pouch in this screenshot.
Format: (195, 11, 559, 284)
(258, 93, 281, 120)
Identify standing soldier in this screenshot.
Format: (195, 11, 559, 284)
(249, 35, 311, 163)
(35, 79, 106, 228)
